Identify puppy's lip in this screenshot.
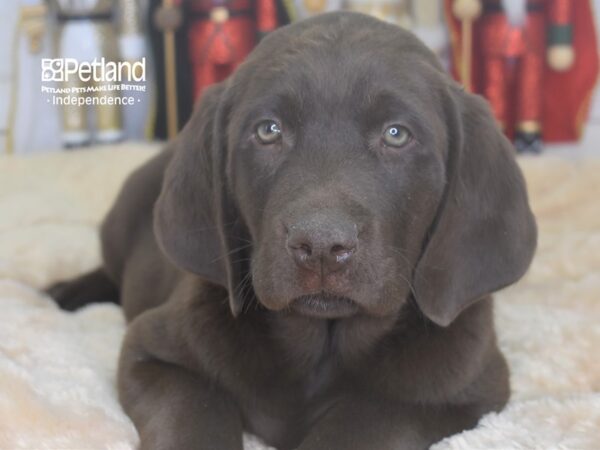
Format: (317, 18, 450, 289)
(290, 293, 358, 319)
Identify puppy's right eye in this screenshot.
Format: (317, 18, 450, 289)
(382, 125, 412, 148)
(256, 120, 282, 144)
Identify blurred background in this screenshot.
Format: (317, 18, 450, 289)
(0, 0, 599, 156)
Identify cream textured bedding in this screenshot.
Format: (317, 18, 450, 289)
(0, 144, 599, 449)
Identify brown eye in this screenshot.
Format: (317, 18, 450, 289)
(256, 120, 282, 144)
(383, 125, 411, 148)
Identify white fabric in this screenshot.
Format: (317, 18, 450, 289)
(0, 144, 599, 449)
(59, 21, 104, 62)
(501, 0, 527, 27)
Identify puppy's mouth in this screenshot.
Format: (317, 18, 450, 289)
(290, 293, 359, 319)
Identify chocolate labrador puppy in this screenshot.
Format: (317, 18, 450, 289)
(49, 11, 537, 450)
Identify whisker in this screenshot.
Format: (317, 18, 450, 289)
(210, 243, 253, 264)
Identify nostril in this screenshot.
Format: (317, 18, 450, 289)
(330, 244, 347, 254)
(297, 243, 312, 257)
(329, 244, 356, 264)
(288, 242, 313, 263)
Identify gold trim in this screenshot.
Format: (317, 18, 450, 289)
(516, 120, 542, 134)
(210, 6, 229, 24)
(6, 4, 49, 155)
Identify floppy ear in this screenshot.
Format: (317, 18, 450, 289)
(154, 82, 250, 316)
(413, 87, 537, 327)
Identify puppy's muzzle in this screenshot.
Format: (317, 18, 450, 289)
(290, 293, 358, 319)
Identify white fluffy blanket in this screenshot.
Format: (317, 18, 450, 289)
(1, 145, 599, 449)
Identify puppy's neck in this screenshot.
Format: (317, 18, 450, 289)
(267, 311, 400, 374)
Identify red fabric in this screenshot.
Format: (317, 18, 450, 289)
(543, 0, 598, 141)
(186, 0, 281, 99)
(445, 0, 599, 142)
(188, 0, 254, 13)
(188, 17, 256, 98)
(548, 0, 572, 25)
(518, 42, 544, 123)
(480, 10, 545, 57)
(256, 0, 278, 33)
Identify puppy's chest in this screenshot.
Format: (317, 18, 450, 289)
(239, 316, 374, 447)
(241, 358, 343, 449)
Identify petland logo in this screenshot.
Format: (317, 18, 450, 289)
(41, 57, 146, 83)
(41, 58, 146, 106)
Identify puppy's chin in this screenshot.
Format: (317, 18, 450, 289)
(289, 293, 359, 319)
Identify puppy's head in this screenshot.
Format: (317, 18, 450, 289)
(155, 12, 536, 326)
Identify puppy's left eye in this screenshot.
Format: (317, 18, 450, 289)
(382, 125, 412, 148)
(256, 120, 282, 144)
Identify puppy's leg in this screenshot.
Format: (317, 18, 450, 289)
(296, 394, 481, 450)
(118, 308, 244, 450)
(46, 268, 120, 311)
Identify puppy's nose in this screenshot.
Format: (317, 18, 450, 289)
(286, 216, 358, 275)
